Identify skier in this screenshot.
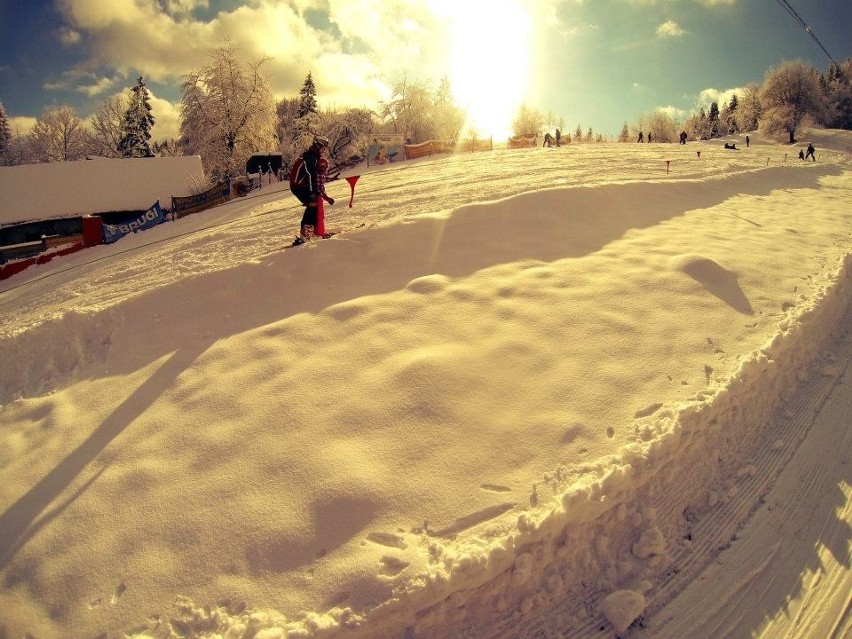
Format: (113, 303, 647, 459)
(805, 143, 816, 161)
(289, 136, 335, 244)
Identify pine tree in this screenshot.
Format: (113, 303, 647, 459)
(708, 101, 720, 138)
(0, 98, 11, 164)
(725, 93, 739, 134)
(728, 93, 739, 113)
(298, 72, 318, 118)
(119, 77, 156, 158)
(618, 122, 630, 142)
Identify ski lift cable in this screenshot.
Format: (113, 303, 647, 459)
(775, 0, 805, 28)
(773, 0, 838, 65)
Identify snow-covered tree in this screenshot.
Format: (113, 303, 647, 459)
(152, 138, 183, 157)
(720, 94, 739, 134)
(380, 77, 422, 138)
(376, 76, 464, 143)
(320, 107, 375, 168)
(298, 72, 318, 118)
(759, 60, 825, 143)
(510, 104, 544, 137)
(618, 122, 630, 143)
(0, 99, 11, 165)
(276, 97, 301, 146)
(683, 107, 710, 140)
(823, 58, 852, 129)
(89, 95, 127, 158)
(119, 77, 155, 158)
(737, 84, 762, 132)
(432, 76, 465, 142)
(708, 101, 720, 138)
(646, 109, 679, 143)
(29, 105, 88, 162)
(180, 44, 277, 181)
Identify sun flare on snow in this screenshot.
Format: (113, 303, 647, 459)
(440, 0, 531, 140)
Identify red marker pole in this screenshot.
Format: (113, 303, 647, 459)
(346, 175, 360, 208)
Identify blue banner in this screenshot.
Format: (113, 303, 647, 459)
(102, 201, 164, 244)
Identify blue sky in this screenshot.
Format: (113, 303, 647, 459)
(0, 0, 849, 140)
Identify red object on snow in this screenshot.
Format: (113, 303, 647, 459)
(346, 175, 360, 208)
(315, 197, 326, 237)
(82, 215, 104, 247)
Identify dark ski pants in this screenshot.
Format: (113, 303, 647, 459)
(291, 186, 318, 235)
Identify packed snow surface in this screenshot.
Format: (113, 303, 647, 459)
(1, 129, 850, 639)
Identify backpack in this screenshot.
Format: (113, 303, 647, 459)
(289, 153, 328, 192)
(289, 157, 308, 190)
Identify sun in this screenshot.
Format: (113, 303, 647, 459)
(442, 0, 532, 140)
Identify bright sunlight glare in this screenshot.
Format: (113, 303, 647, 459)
(438, 0, 532, 140)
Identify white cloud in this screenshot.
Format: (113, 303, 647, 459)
(8, 116, 37, 135)
(52, 0, 473, 135)
(621, 0, 736, 4)
(59, 27, 81, 46)
(161, 0, 211, 16)
(77, 76, 121, 98)
(697, 85, 746, 108)
(654, 104, 689, 121)
(42, 69, 120, 99)
(55, 0, 443, 110)
(62, 0, 144, 30)
(148, 93, 182, 141)
(656, 20, 686, 38)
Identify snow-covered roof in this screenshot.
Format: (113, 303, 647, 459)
(0, 155, 205, 226)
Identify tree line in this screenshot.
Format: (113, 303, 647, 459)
(617, 58, 851, 145)
(0, 50, 849, 181)
(0, 44, 466, 184)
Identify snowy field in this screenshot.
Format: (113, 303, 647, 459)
(0, 129, 850, 638)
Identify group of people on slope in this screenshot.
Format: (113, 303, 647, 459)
(543, 128, 562, 147)
(798, 143, 816, 161)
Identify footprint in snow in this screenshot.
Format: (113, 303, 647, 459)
(380, 556, 410, 576)
(367, 532, 408, 549)
(480, 483, 512, 493)
(111, 582, 126, 605)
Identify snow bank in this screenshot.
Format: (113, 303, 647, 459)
(0, 129, 849, 639)
(0, 156, 205, 225)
